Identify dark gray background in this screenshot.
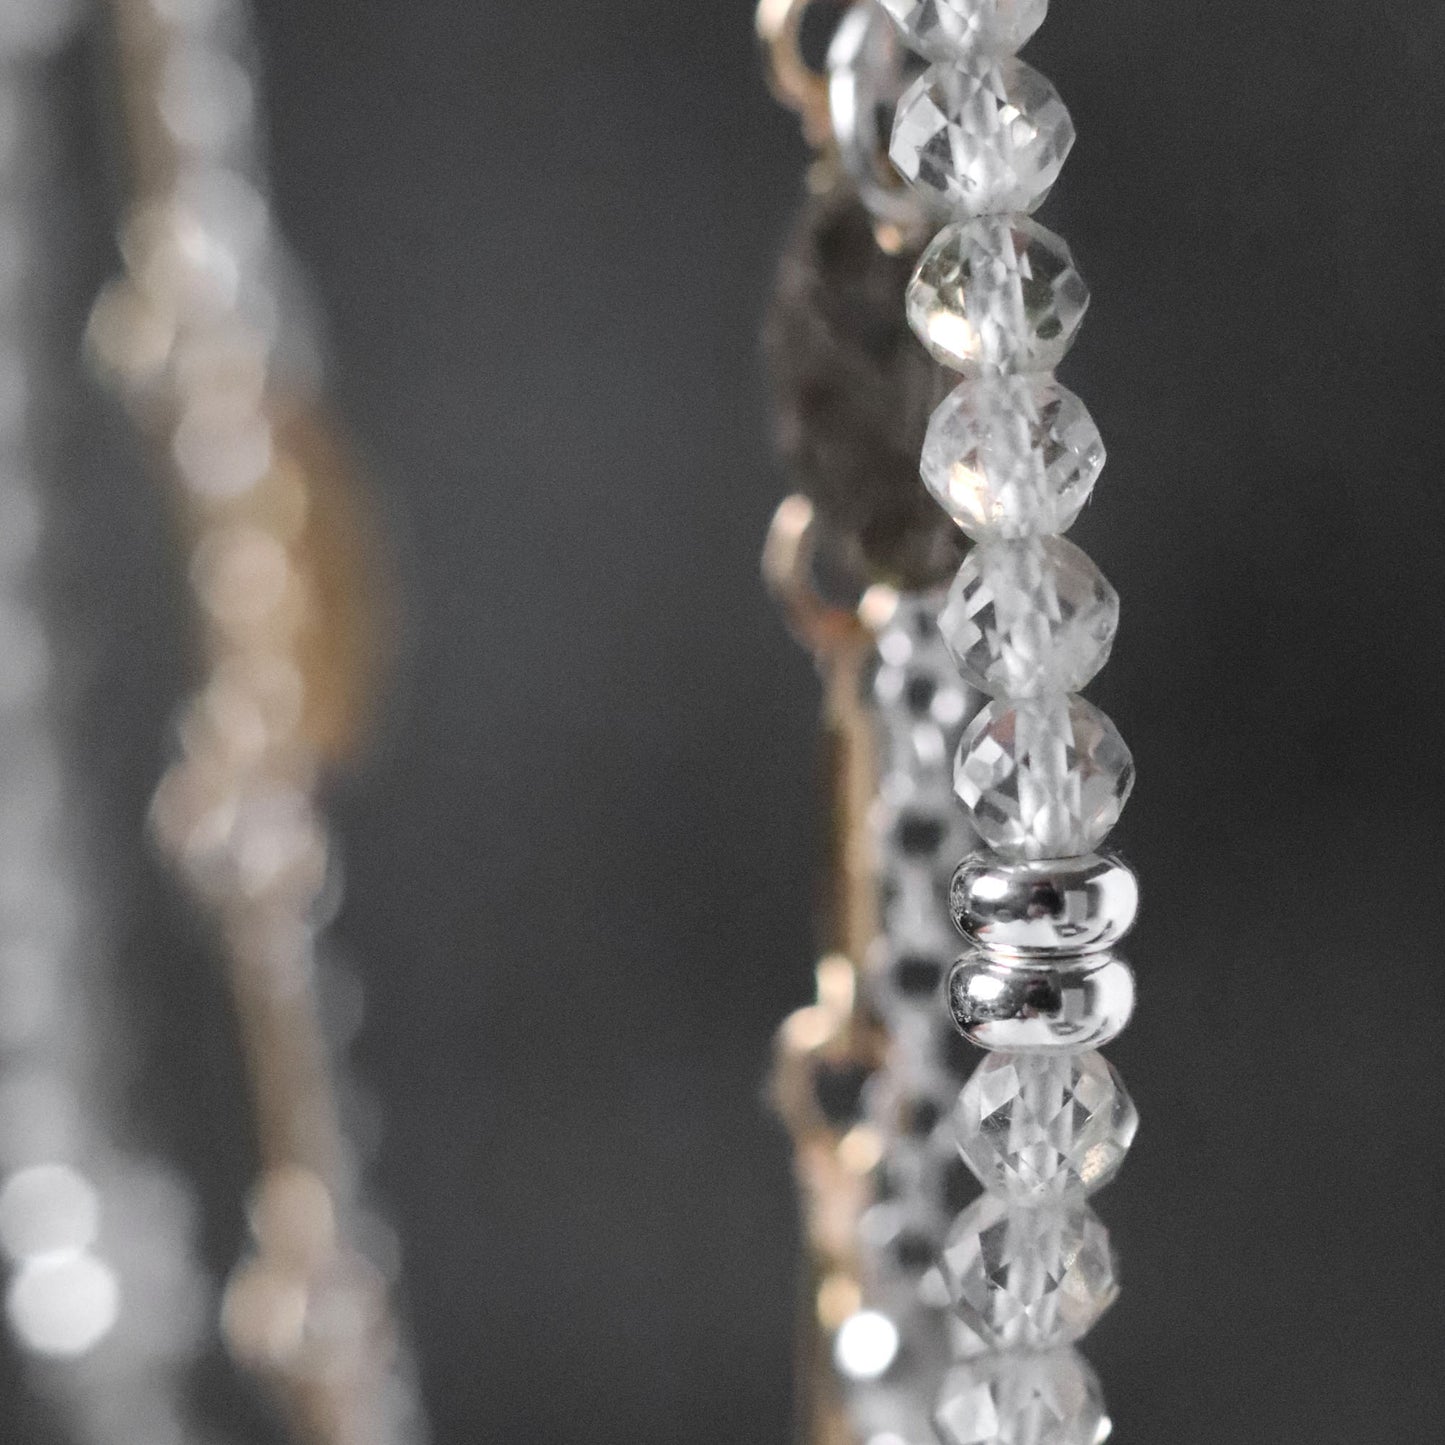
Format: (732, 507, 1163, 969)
(6, 0, 1445, 1441)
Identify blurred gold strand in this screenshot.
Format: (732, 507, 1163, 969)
(93, 2, 420, 1442)
(758, 0, 839, 148)
(761, 9, 889, 1439)
(766, 496, 881, 1445)
(760, 4, 979, 1440)
(0, 9, 219, 1442)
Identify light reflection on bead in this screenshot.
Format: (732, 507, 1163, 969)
(907, 216, 1088, 375)
(172, 402, 274, 497)
(829, 4, 937, 234)
(159, 42, 255, 155)
(250, 1165, 338, 1272)
(947, 951, 1135, 1053)
(921, 374, 1104, 540)
(949, 852, 1138, 957)
(938, 1194, 1118, 1354)
(890, 60, 1073, 218)
(152, 766, 328, 907)
(939, 537, 1118, 699)
(878, 0, 1049, 60)
(935, 1347, 1110, 1445)
(954, 1052, 1137, 1198)
(829, 0, 1140, 1433)
(124, 200, 244, 316)
(222, 1255, 310, 1368)
(85, 279, 179, 393)
(224, 1245, 388, 1373)
(954, 696, 1133, 861)
(836, 1309, 904, 1382)
(841, 586, 984, 1440)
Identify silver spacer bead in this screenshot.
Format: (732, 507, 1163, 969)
(949, 852, 1138, 959)
(947, 951, 1135, 1054)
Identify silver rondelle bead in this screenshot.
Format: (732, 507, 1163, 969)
(947, 952, 1135, 1054)
(949, 852, 1138, 958)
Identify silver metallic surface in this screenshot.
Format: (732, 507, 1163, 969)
(949, 852, 1138, 958)
(947, 951, 1135, 1053)
(828, 4, 937, 234)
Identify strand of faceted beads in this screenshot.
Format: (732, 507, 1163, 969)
(877, 3, 1142, 1442)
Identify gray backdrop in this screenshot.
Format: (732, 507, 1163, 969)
(3, 1, 1443, 1441)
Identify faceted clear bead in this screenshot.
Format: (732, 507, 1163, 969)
(907, 217, 1088, 374)
(953, 696, 1133, 859)
(955, 1052, 1138, 1200)
(921, 376, 1104, 539)
(939, 538, 1117, 699)
(938, 1195, 1118, 1353)
(935, 1349, 1110, 1445)
(879, 0, 1049, 60)
(891, 61, 1073, 217)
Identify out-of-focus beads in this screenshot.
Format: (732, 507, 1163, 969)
(907, 217, 1089, 374)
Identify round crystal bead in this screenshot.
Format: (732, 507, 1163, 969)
(907, 217, 1088, 374)
(953, 696, 1134, 860)
(921, 376, 1104, 539)
(891, 60, 1073, 217)
(878, 0, 1050, 60)
(935, 1348, 1110, 1445)
(955, 1052, 1138, 1200)
(939, 537, 1118, 698)
(938, 1195, 1118, 1354)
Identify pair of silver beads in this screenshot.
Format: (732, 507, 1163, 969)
(947, 851, 1137, 1051)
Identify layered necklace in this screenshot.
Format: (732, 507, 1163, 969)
(763, 4, 1139, 1441)
(85, 2, 428, 1441)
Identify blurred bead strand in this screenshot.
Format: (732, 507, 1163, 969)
(875, 3, 1140, 1443)
(764, 3, 1143, 1443)
(765, 513, 987, 1445)
(762, 6, 990, 1443)
(87, 3, 427, 1443)
(766, 493, 890, 1445)
(841, 587, 980, 1444)
(0, 5, 219, 1443)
